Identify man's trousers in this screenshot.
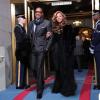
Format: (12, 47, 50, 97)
(30, 52, 45, 91)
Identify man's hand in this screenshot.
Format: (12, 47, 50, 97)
(46, 32, 52, 38)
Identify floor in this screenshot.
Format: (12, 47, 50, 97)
(0, 67, 99, 100)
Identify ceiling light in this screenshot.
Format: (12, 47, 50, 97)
(73, 20, 82, 26)
(51, 1, 72, 6)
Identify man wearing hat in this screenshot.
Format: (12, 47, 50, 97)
(14, 14, 30, 89)
(91, 10, 100, 89)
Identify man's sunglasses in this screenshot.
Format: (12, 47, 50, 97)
(35, 11, 43, 13)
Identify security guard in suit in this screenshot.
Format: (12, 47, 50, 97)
(28, 7, 52, 99)
(91, 10, 100, 89)
(14, 15, 30, 89)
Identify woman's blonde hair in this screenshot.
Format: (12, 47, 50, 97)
(52, 11, 67, 33)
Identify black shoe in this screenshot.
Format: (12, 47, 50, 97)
(37, 91, 43, 99)
(61, 91, 75, 97)
(16, 86, 24, 89)
(24, 85, 30, 89)
(52, 89, 60, 93)
(78, 69, 82, 72)
(52, 81, 61, 93)
(52, 87, 60, 93)
(93, 85, 100, 90)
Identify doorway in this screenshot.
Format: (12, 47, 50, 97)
(11, 0, 100, 83)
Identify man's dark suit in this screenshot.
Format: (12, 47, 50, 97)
(28, 18, 52, 92)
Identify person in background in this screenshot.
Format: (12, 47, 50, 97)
(74, 35, 84, 72)
(51, 11, 77, 97)
(27, 7, 53, 99)
(90, 10, 100, 89)
(14, 14, 30, 89)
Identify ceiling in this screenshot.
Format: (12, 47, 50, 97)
(14, 0, 92, 19)
(30, 0, 92, 18)
(11, 0, 90, 4)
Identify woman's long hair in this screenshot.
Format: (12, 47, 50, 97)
(52, 11, 67, 33)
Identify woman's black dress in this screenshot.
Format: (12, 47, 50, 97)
(52, 24, 77, 96)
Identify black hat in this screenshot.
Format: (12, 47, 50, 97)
(92, 10, 100, 16)
(16, 14, 26, 19)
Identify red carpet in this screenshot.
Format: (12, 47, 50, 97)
(13, 76, 54, 100)
(14, 65, 94, 100)
(79, 64, 94, 100)
(13, 85, 36, 100)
